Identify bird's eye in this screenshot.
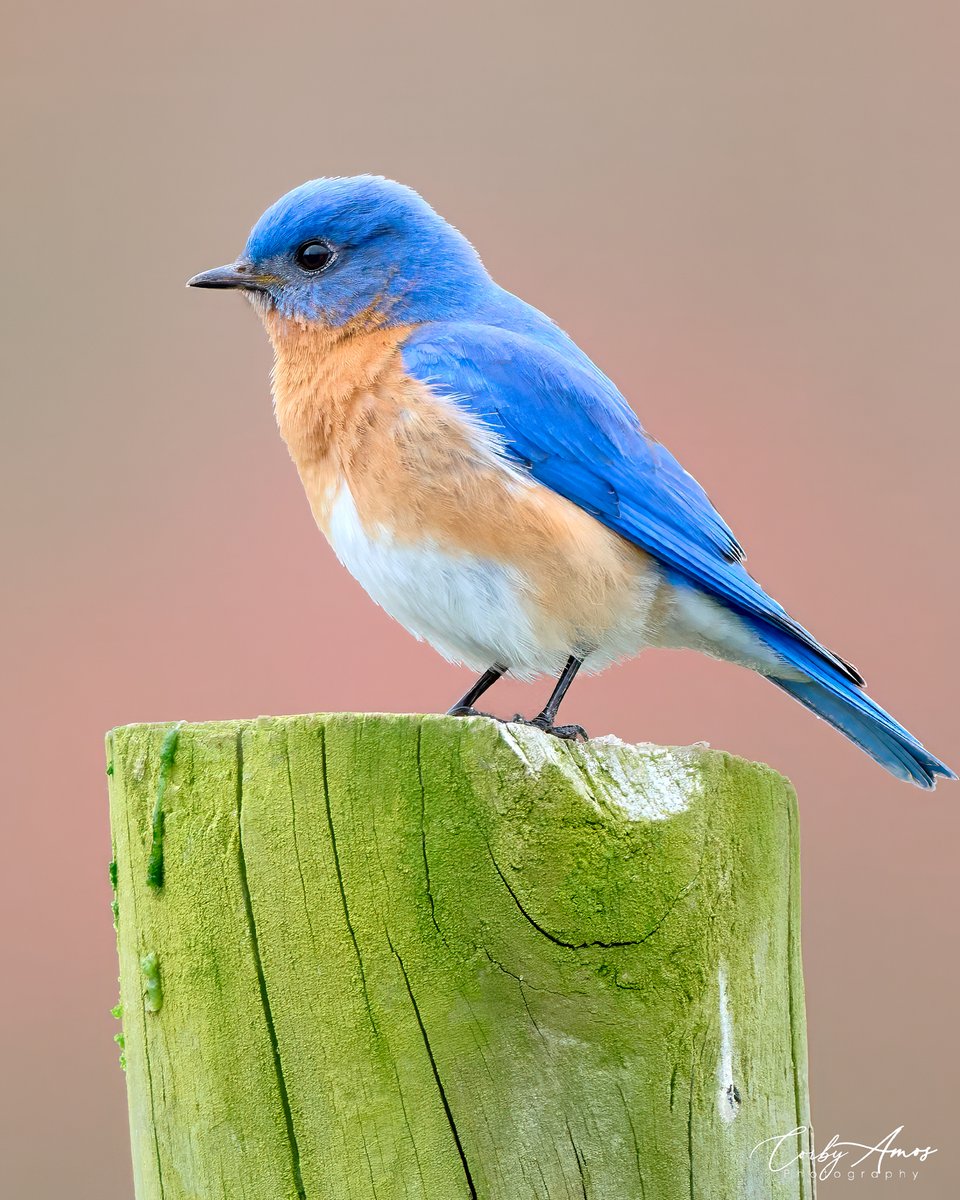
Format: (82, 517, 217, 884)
(294, 240, 335, 272)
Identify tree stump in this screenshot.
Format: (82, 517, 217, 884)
(107, 713, 814, 1199)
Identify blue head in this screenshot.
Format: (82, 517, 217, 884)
(188, 176, 492, 326)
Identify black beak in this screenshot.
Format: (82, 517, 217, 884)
(187, 263, 271, 290)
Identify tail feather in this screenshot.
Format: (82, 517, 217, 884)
(753, 625, 955, 789)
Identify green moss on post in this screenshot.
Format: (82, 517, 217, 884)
(107, 714, 814, 1199)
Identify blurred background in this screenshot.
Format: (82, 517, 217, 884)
(3, 1, 958, 1195)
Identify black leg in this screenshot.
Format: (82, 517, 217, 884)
(447, 664, 507, 718)
(514, 655, 587, 741)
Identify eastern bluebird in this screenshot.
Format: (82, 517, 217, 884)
(189, 176, 953, 787)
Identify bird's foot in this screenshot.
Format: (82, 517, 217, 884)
(511, 715, 589, 742)
(447, 705, 506, 721)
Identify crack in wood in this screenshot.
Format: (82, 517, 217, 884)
(235, 729, 307, 1200)
(488, 844, 698, 952)
(318, 724, 378, 1034)
(391, 942, 478, 1200)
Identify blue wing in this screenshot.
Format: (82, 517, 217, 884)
(402, 320, 862, 686)
(402, 320, 956, 787)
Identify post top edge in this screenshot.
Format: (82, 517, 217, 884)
(104, 712, 794, 790)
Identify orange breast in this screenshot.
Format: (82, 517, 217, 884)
(265, 311, 663, 655)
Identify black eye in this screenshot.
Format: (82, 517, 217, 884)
(294, 240, 335, 272)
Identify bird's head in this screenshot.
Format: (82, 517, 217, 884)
(188, 175, 489, 328)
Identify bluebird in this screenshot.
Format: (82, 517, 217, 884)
(189, 176, 953, 787)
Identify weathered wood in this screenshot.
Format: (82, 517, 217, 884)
(107, 713, 814, 1199)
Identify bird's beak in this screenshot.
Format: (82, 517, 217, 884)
(187, 262, 273, 291)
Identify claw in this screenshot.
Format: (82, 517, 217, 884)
(510, 715, 589, 742)
(547, 723, 589, 741)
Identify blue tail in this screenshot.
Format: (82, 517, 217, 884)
(754, 625, 955, 789)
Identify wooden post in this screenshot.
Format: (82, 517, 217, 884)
(107, 713, 814, 1199)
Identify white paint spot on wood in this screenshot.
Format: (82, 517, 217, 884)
(497, 726, 704, 821)
(717, 962, 740, 1122)
(498, 724, 554, 775)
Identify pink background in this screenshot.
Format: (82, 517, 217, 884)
(3, 3, 958, 1195)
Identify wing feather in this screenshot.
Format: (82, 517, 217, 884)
(402, 321, 862, 686)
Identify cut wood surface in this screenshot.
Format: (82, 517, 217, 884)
(107, 713, 814, 1199)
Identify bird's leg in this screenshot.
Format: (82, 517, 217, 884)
(514, 655, 587, 740)
(447, 664, 508, 719)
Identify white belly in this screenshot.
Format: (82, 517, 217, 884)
(324, 483, 791, 682)
(327, 485, 555, 676)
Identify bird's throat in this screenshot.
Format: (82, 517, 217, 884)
(262, 310, 416, 466)
(259, 309, 416, 533)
